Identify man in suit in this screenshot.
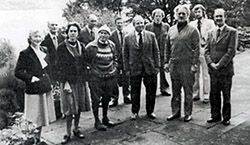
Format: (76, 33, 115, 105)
(109, 17, 131, 107)
(123, 15, 160, 120)
(190, 4, 215, 103)
(165, 5, 200, 122)
(145, 8, 171, 96)
(41, 21, 64, 86)
(205, 8, 237, 126)
(78, 14, 98, 46)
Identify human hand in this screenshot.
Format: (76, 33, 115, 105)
(164, 63, 170, 72)
(210, 63, 218, 70)
(191, 65, 198, 73)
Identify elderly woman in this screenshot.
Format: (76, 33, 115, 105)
(86, 25, 117, 131)
(56, 22, 90, 144)
(15, 29, 56, 142)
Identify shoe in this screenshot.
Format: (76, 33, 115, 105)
(222, 120, 230, 126)
(109, 101, 118, 108)
(94, 122, 107, 131)
(61, 135, 70, 144)
(207, 118, 221, 123)
(124, 96, 132, 104)
(202, 98, 209, 104)
(184, 115, 192, 122)
(161, 91, 171, 96)
(193, 97, 200, 101)
(73, 130, 85, 139)
(130, 113, 139, 120)
(102, 118, 116, 127)
(147, 112, 156, 119)
(167, 114, 181, 121)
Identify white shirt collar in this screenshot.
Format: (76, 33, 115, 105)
(217, 24, 226, 31)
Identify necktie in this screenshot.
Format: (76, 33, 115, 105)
(119, 31, 123, 46)
(197, 20, 201, 33)
(90, 30, 95, 40)
(217, 29, 221, 40)
(52, 36, 58, 49)
(139, 32, 143, 49)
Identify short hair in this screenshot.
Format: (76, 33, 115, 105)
(174, 5, 191, 19)
(115, 17, 122, 23)
(132, 15, 144, 26)
(27, 29, 44, 44)
(152, 8, 165, 18)
(192, 4, 206, 17)
(65, 21, 81, 35)
(88, 14, 98, 20)
(214, 8, 226, 17)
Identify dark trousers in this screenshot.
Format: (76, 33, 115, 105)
(113, 72, 130, 102)
(170, 63, 194, 116)
(88, 76, 117, 122)
(210, 74, 232, 121)
(130, 73, 157, 114)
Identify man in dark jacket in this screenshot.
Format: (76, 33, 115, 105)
(145, 8, 171, 96)
(205, 8, 237, 126)
(123, 15, 160, 120)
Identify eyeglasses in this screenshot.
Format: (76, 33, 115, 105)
(51, 24, 58, 26)
(90, 20, 97, 22)
(70, 30, 77, 33)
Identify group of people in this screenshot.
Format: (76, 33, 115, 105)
(14, 3, 237, 144)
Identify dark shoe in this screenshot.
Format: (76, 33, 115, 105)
(124, 97, 132, 104)
(147, 112, 156, 119)
(130, 113, 139, 120)
(161, 91, 171, 96)
(222, 120, 230, 126)
(61, 135, 70, 144)
(167, 114, 181, 121)
(184, 115, 192, 122)
(202, 98, 209, 104)
(95, 122, 107, 131)
(109, 101, 118, 108)
(193, 97, 200, 101)
(207, 118, 221, 123)
(102, 118, 116, 127)
(73, 130, 85, 139)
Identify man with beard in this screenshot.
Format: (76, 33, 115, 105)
(165, 5, 200, 122)
(205, 8, 237, 126)
(190, 4, 215, 104)
(145, 8, 171, 97)
(123, 15, 160, 120)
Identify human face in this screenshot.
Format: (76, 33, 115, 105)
(89, 16, 98, 29)
(115, 19, 123, 31)
(133, 17, 144, 32)
(153, 12, 163, 24)
(48, 22, 58, 34)
(214, 9, 225, 27)
(177, 7, 188, 23)
(98, 30, 110, 42)
(30, 31, 43, 47)
(67, 26, 79, 41)
(194, 8, 203, 20)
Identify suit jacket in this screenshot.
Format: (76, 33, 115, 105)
(145, 22, 170, 58)
(41, 34, 64, 79)
(78, 26, 96, 46)
(205, 24, 237, 76)
(123, 30, 160, 76)
(15, 46, 50, 94)
(56, 40, 87, 83)
(110, 29, 125, 70)
(189, 18, 215, 47)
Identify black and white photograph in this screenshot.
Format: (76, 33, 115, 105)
(0, 0, 250, 144)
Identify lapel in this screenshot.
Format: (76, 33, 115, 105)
(27, 46, 43, 70)
(216, 25, 229, 43)
(132, 31, 139, 48)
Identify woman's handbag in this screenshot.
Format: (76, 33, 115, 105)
(30, 74, 52, 94)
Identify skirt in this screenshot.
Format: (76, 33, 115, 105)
(24, 91, 56, 127)
(60, 81, 90, 115)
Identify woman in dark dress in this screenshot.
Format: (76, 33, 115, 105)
(56, 22, 90, 144)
